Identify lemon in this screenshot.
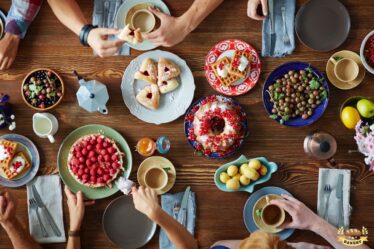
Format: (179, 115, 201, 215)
(226, 178, 240, 190)
(227, 165, 238, 176)
(240, 175, 251, 186)
(219, 172, 231, 183)
(248, 159, 262, 170)
(239, 164, 249, 175)
(341, 106, 361, 129)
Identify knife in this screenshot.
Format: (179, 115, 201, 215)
(336, 174, 344, 229)
(178, 186, 191, 227)
(32, 185, 62, 237)
(268, 0, 276, 56)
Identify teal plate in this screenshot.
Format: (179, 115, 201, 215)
(58, 124, 132, 199)
(214, 155, 278, 193)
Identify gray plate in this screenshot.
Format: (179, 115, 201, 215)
(102, 195, 157, 249)
(295, 0, 350, 52)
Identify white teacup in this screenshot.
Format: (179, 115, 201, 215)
(130, 9, 156, 34)
(143, 166, 168, 191)
(329, 57, 359, 84)
(32, 113, 58, 143)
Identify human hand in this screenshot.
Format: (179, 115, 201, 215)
(132, 186, 160, 220)
(0, 191, 17, 227)
(64, 186, 95, 231)
(247, 0, 268, 21)
(270, 194, 323, 231)
(87, 28, 126, 57)
(0, 33, 20, 70)
(143, 7, 190, 47)
(288, 242, 332, 249)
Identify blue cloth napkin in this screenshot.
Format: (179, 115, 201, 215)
(160, 191, 196, 249)
(262, 0, 295, 57)
(92, 0, 130, 56)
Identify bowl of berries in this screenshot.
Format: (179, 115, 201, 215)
(360, 30, 374, 74)
(21, 68, 64, 111)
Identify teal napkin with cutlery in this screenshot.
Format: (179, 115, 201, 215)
(317, 168, 351, 229)
(92, 0, 130, 56)
(27, 176, 65, 243)
(262, 0, 295, 57)
(160, 191, 196, 249)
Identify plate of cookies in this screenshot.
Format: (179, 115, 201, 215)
(121, 50, 195, 124)
(205, 39, 261, 96)
(0, 134, 40, 187)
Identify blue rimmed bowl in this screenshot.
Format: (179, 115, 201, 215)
(214, 155, 278, 193)
(184, 95, 248, 159)
(262, 62, 329, 127)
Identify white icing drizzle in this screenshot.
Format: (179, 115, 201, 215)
(238, 56, 249, 72)
(10, 156, 26, 173)
(217, 64, 229, 78)
(0, 145, 8, 160)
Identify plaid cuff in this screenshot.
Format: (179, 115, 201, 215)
(5, 0, 43, 39)
(5, 19, 29, 39)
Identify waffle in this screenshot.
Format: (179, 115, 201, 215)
(0, 140, 18, 172)
(5, 152, 31, 179)
(228, 50, 252, 78)
(211, 56, 240, 86)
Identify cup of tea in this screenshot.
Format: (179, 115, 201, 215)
(261, 195, 286, 228)
(329, 57, 359, 83)
(130, 9, 156, 34)
(143, 166, 168, 191)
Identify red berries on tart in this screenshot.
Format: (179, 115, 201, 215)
(67, 134, 124, 188)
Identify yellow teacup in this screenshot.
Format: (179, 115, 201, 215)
(329, 57, 359, 84)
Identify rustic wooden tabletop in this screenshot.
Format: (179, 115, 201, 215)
(0, 0, 373, 248)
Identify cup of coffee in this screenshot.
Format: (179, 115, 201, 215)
(330, 57, 359, 83)
(143, 166, 168, 191)
(130, 9, 156, 34)
(261, 195, 285, 228)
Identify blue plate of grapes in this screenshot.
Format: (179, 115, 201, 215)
(184, 95, 248, 159)
(262, 62, 329, 127)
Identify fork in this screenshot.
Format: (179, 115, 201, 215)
(29, 198, 48, 237)
(323, 184, 332, 221)
(172, 202, 180, 220)
(281, 7, 291, 45)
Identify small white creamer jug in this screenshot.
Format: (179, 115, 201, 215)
(32, 113, 59, 143)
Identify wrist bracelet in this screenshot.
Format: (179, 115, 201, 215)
(79, 24, 98, 47)
(68, 230, 81, 237)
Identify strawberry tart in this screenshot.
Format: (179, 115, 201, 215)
(67, 134, 124, 188)
(190, 96, 244, 154)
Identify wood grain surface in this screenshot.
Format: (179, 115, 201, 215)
(0, 0, 374, 248)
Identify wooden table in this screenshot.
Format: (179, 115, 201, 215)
(1, 0, 374, 248)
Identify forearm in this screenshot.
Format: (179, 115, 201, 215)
(312, 218, 370, 249)
(67, 236, 81, 249)
(5, 0, 43, 38)
(47, 0, 88, 35)
(1, 218, 41, 249)
(181, 0, 224, 32)
(151, 208, 198, 249)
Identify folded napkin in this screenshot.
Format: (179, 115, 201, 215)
(317, 168, 351, 228)
(160, 191, 197, 249)
(92, 0, 130, 56)
(262, 0, 295, 57)
(27, 176, 66, 243)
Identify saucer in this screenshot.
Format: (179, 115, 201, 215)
(137, 156, 176, 195)
(115, 0, 170, 51)
(253, 194, 283, 234)
(326, 50, 366, 90)
(243, 186, 295, 240)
